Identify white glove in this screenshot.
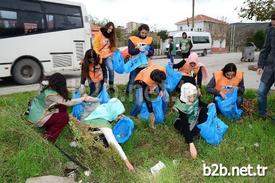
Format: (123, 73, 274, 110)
(80, 84, 85, 94)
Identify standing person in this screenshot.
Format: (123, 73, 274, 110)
(207, 63, 245, 107)
(93, 22, 116, 92)
(257, 12, 275, 119)
(180, 32, 193, 59)
(125, 24, 154, 95)
(26, 73, 98, 143)
(173, 52, 208, 89)
(168, 36, 177, 65)
(173, 83, 208, 159)
(80, 48, 104, 96)
(84, 98, 134, 171)
(130, 64, 168, 129)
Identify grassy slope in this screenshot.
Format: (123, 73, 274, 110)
(0, 87, 274, 183)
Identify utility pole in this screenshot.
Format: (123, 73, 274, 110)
(192, 0, 195, 31)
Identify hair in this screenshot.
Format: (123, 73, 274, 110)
(150, 69, 166, 83)
(222, 63, 237, 76)
(103, 22, 116, 48)
(182, 32, 187, 38)
(45, 73, 69, 100)
(82, 48, 100, 80)
(138, 24, 150, 32)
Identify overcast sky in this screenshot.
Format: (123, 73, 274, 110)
(72, 0, 250, 31)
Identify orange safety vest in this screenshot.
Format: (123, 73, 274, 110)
(178, 64, 200, 77)
(135, 64, 166, 90)
(214, 71, 243, 91)
(94, 31, 115, 60)
(129, 36, 153, 50)
(89, 63, 103, 83)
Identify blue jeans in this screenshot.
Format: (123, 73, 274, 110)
(258, 75, 275, 116)
(89, 80, 103, 96)
(102, 57, 114, 84)
(169, 55, 175, 65)
(130, 86, 169, 116)
(126, 67, 143, 94)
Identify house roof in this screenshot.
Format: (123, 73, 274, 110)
(176, 14, 226, 25)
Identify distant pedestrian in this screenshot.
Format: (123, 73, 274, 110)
(167, 36, 176, 65)
(180, 32, 193, 59)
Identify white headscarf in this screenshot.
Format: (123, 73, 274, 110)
(180, 83, 198, 104)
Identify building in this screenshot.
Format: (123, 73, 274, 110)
(175, 14, 228, 52)
(126, 21, 141, 34)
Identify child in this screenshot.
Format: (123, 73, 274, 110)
(26, 73, 98, 143)
(80, 49, 104, 96)
(207, 63, 245, 107)
(173, 83, 208, 159)
(84, 98, 135, 171)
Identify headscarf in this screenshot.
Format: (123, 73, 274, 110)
(180, 83, 198, 104)
(185, 52, 208, 80)
(85, 98, 125, 121)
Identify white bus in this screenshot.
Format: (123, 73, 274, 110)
(0, 0, 91, 84)
(165, 31, 212, 57)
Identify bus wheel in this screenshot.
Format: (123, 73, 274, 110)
(202, 49, 207, 56)
(12, 58, 42, 84)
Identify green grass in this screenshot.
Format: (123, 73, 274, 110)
(0, 86, 274, 183)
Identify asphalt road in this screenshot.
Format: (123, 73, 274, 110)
(0, 52, 273, 96)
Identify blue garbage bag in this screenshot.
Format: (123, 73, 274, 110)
(140, 96, 165, 124)
(72, 89, 84, 120)
(165, 65, 182, 92)
(215, 88, 243, 120)
(197, 103, 228, 145)
(98, 85, 110, 104)
(112, 116, 135, 144)
(123, 53, 148, 73)
(112, 50, 125, 74)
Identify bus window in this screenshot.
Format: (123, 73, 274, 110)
(19, 11, 45, 34)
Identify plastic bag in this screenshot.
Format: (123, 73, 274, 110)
(165, 65, 182, 92)
(215, 88, 243, 120)
(197, 103, 228, 145)
(72, 89, 84, 120)
(139, 97, 165, 124)
(112, 50, 125, 74)
(97, 85, 110, 104)
(123, 53, 148, 73)
(112, 116, 135, 144)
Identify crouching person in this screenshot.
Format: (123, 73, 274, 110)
(130, 64, 169, 129)
(84, 98, 135, 171)
(26, 73, 97, 143)
(173, 83, 208, 159)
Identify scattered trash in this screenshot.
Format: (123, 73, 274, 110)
(172, 159, 178, 165)
(248, 124, 253, 129)
(254, 143, 260, 147)
(65, 161, 79, 170)
(84, 170, 91, 177)
(150, 161, 166, 175)
(69, 141, 79, 148)
(236, 146, 245, 150)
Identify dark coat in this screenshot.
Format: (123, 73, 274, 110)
(258, 23, 275, 84)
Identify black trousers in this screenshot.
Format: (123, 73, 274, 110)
(174, 107, 208, 144)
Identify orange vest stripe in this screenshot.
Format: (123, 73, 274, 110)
(129, 36, 153, 48)
(179, 64, 200, 76)
(214, 71, 243, 91)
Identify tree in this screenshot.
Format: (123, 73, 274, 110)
(238, 0, 275, 21)
(252, 30, 266, 49)
(157, 30, 168, 42)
